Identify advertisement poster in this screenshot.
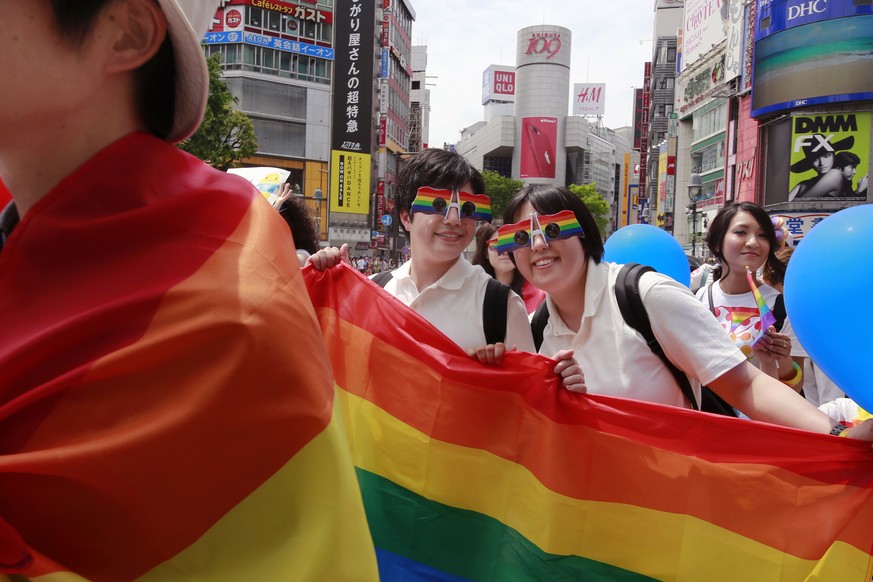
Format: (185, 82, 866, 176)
(787, 112, 870, 202)
(519, 117, 558, 179)
(681, 0, 728, 72)
(330, 0, 376, 215)
(330, 151, 371, 214)
(770, 212, 830, 242)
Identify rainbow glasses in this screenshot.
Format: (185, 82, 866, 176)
(410, 187, 492, 222)
(495, 210, 584, 253)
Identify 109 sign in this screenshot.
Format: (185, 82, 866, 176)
(525, 33, 562, 59)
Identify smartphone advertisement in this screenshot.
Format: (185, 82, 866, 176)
(520, 117, 557, 179)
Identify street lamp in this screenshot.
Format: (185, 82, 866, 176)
(687, 172, 703, 257)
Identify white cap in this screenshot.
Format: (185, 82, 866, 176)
(155, 0, 221, 143)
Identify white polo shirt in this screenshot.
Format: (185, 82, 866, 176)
(378, 257, 535, 353)
(538, 260, 747, 408)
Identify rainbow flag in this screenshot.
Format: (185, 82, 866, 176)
(305, 263, 873, 581)
(0, 134, 377, 581)
(747, 268, 777, 343)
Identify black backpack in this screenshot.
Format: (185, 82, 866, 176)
(371, 271, 510, 345)
(531, 263, 776, 415)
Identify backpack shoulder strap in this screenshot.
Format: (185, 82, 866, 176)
(531, 300, 550, 352)
(483, 278, 510, 345)
(773, 294, 786, 332)
(371, 270, 393, 288)
(614, 263, 700, 410)
(706, 281, 716, 315)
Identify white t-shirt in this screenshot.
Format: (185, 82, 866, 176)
(376, 257, 535, 353)
(695, 280, 800, 365)
(539, 260, 746, 408)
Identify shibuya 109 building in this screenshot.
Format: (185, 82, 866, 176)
(455, 25, 636, 231)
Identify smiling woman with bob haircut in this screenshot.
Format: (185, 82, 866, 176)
(499, 183, 873, 439)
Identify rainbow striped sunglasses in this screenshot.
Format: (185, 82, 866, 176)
(410, 187, 492, 222)
(496, 210, 584, 253)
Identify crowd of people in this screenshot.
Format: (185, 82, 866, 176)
(349, 253, 407, 276)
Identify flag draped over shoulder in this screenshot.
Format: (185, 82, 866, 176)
(305, 263, 873, 581)
(0, 134, 377, 581)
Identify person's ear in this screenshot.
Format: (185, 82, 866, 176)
(100, 0, 168, 74)
(400, 209, 413, 230)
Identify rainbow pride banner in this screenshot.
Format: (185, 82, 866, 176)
(305, 263, 873, 581)
(0, 135, 376, 581)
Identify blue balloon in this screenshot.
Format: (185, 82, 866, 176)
(785, 205, 873, 413)
(603, 224, 691, 287)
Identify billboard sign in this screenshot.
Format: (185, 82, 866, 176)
(519, 117, 558, 179)
(481, 65, 516, 105)
(723, 0, 744, 82)
(770, 212, 830, 242)
(787, 112, 870, 202)
(517, 26, 571, 69)
(752, 1, 873, 117)
(330, 0, 376, 215)
(681, 0, 728, 72)
(330, 151, 371, 214)
(639, 62, 652, 195)
(572, 83, 606, 116)
(632, 88, 644, 149)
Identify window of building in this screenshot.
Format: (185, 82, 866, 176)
(691, 102, 727, 142)
(267, 10, 281, 32)
(667, 47, 676, 63)
(412, 80, 420, 90)
(247, 7, 263, 27)
(301, 19, 316, 39)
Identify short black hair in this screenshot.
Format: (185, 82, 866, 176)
(705, 201, 785, 285)
(48, 0, 176, 141)
(834, 151, 861, 170)
(502, 184, 604, 263)
(394, 149, 486, 232)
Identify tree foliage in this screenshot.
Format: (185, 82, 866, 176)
(178, 53, 258, 171)
(481, 170, 525, 222)
(568, 183, 610, 238)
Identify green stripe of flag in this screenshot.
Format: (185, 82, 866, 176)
(357, 468, 656, 582)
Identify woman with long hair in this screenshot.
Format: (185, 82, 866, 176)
(700, 202, 800, 388)
(471, 223, 545, 314)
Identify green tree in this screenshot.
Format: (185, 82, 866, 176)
(178, 53, 258, 171)
(481, 170, 525, 221)
(568, 183, 610, 238)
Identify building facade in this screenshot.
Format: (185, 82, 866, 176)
(203, 0, 335, 244)
(455, 25, 632, 234)
(202, 0, 416, 256)
(669, 0, 871, 253)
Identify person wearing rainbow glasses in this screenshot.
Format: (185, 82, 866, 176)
(307, 149, 584, 390)
(496, 183, 873, 441)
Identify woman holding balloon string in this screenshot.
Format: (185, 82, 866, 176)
(696, 202, 803, 390)
(488, 183, 873, 439)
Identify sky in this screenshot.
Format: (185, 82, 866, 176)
(410, 0, 657, 148)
